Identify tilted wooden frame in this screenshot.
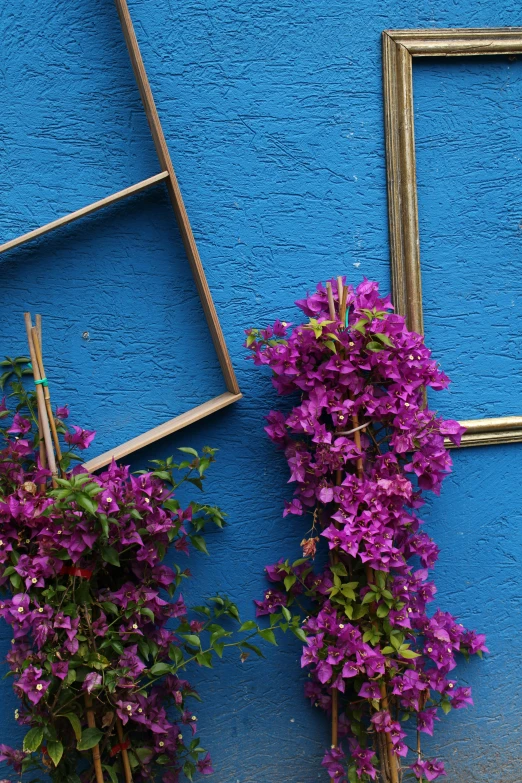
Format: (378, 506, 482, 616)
(1, 0, 241, 471)
(382, 27, 522, 447)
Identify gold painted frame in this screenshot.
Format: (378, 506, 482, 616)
(383, 27, 522, 447)
(1, 0, 241, 471)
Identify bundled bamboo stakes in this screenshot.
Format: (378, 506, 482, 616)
(326, 283, 399, 783)
(24, 314, 58, 487)
(30, 325, 63, 475)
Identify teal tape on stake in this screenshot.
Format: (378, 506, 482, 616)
(35, 378, 48, 387)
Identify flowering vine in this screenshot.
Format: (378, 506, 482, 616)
(246, 278, 487, 782)
(0, 353, 283, 783)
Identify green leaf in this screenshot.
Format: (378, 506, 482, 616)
(190, 535, 209, 555)
(178, 447, 199, 457)
(101, 601, 119, 616)
(77, 727, 103, 751)
(239, 620, 257, 632)
(212, 641, 225, 657)
(150, 662, 172, 676)
(75, 494, 98, 514)
(258, 628, 277, 645)
(376, 604, 389, 618)
(101, 546, 120, 567)
(361, 591, 375, 605)
(291, 626, 308, 643)
(441, 699, 452, 715)
(181, 634, 201, 649)
(366, 340, 383, 352)
(111, 641, 124, 656)
(340, 585, 356, 601)
(209, 627, 228, 647)
(281, 606, 291, 621)
(374, 333, 394, 347)
(23, 727, 44, 752)
(102, 765, 119, 783)
(169, 644, 184, 667)
(196, 651, 213, 668)
(61, 713, 82, 742)
(400, 649, 421, 659)
(9, 572, 22, 589)
(133, 747, 154, 763)
(140, 607, 155, 622)
(87, 652, 111, 670)
(353, 318, 368, 335)
(284, 574, 296, 591)
(241, 641, 264, 658)
(381, 646, 395, 655)
(47, 740, 64, 767)
(390, 634, 402, 651)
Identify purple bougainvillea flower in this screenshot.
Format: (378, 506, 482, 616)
(358, 681, 381, 700)
(55, 404, 69, 419)
(64, 425, 96, 450)
(411, 758, 446, 780)
(254, 589, 287, 616)
(51, 661, 69, 680)
(197, 754, 214, 775)
(283, 498, 303, 517)
(450, 686, 474, 710)
(417, 707, 440, 736)
(349, 741, 377, 780)
(0, 745, 27, 773)
(82, 672, 102, 693)
(15, 665, 50, 705)
(7, 413, 31, 435)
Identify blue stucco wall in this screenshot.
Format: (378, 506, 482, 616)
(1, 1, 522, 780)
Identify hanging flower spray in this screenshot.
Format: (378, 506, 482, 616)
(246, 278, 487, 782)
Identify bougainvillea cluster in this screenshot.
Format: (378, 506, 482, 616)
(0, 357, 277, 783)
(247, 278, 487, 782)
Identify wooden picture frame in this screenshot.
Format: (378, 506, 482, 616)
(1, 0, 241, 471)
(382, 27, 522, 447)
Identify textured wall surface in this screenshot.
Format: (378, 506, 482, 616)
(1, 0, 522, 780)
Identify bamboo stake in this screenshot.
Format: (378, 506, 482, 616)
(326, 281, 336, 321)
(379, 682, 399, 783)
(30, 326, 63, 474)
(340, 286, 349, 325)
(336, 276, 344, 308)
(84, 694, 105, 783)
(116, 718, 133, 783)
(24, 314, 58, 487)
(35, 316, 47, 489)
